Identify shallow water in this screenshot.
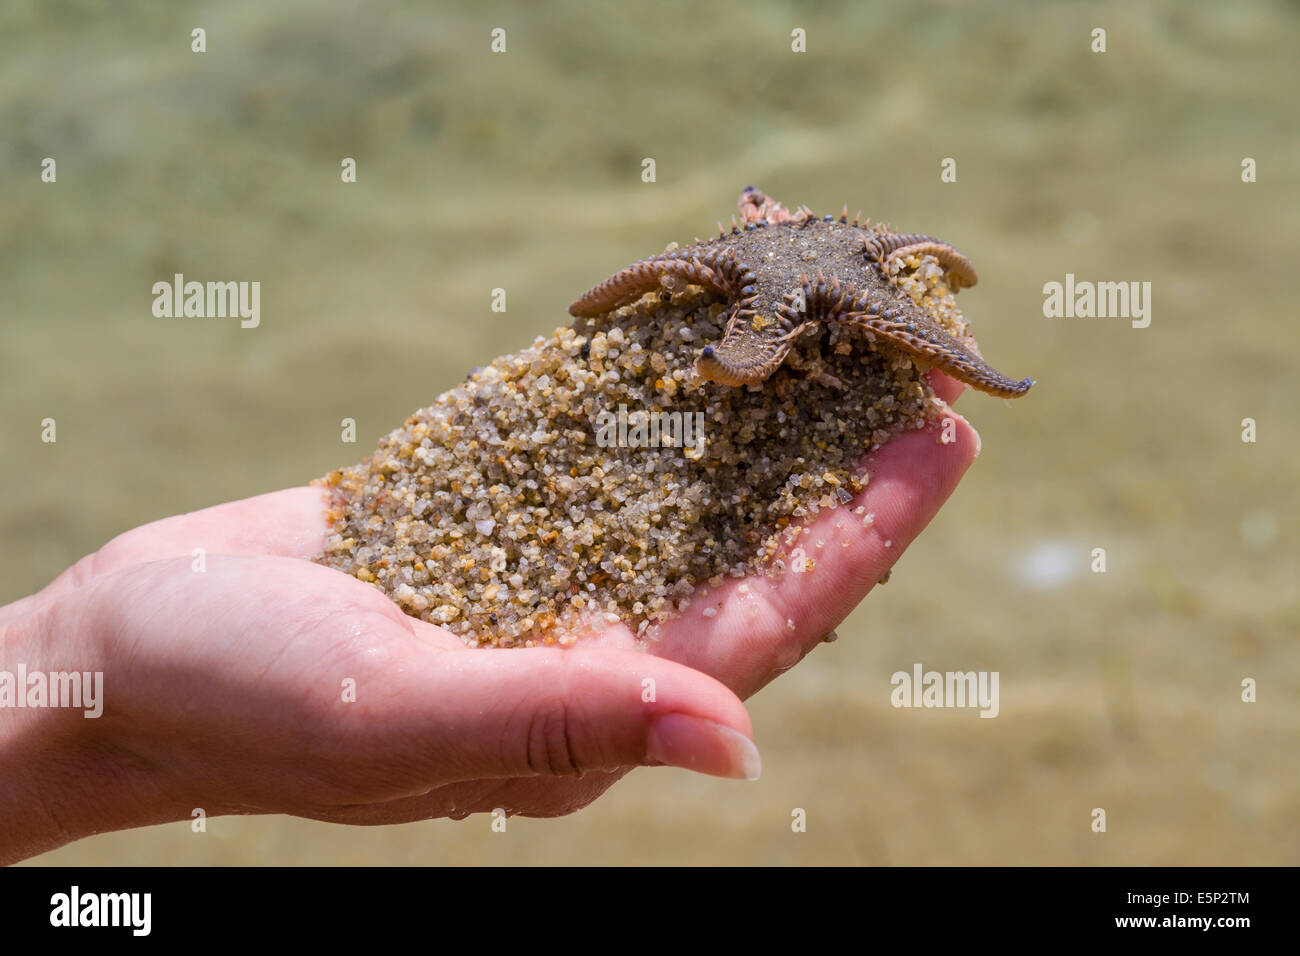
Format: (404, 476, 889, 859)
(3, 0, 1296, 864)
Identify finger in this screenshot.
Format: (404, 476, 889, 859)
(43, 486, 332, 595)
(928, 369, 966, 406)
(348, 642, 761, 785)
(305, 770, 628, 826)
(650, 405, 980, 698)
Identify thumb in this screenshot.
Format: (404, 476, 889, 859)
(393, 644, 762, 783)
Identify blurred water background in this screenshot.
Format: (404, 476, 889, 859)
(2, 0, 1296, 864)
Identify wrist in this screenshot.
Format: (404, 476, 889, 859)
(0, 594, 183, 863)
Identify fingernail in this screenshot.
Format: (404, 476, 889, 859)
(646, 714, 761, 781)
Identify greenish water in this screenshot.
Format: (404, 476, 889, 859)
(3, 0, 1296, 864)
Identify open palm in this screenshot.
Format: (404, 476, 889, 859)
(0, 375, 976, 854)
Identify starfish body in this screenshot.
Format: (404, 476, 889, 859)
(569, 187, 1034, 399)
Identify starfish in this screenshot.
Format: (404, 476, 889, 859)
(569, 186, 1034, 398)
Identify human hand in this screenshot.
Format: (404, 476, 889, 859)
(0, 373, 977, 863)
(603, 373, 978, 700)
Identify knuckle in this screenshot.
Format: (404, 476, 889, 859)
(524, 701, 582, 777)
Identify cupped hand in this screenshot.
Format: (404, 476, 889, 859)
(0, 373, 977, 861)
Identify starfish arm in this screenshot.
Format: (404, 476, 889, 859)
(864, 233, 979, 289)
(568, 255, 728, 317)
(850, 312, 1031, 397)
(810, 281, 1032, 399)
(695, 340, 788, 386)
(675, 247, 758, 307)
(737, 185, 796, 225)
(862, 232, 941, 259)
(695, 285, 807, 386)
